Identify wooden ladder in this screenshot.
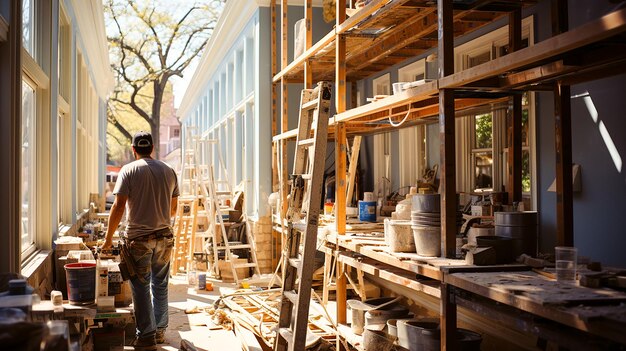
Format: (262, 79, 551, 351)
(200, 164, 261, 283)
(275, 81, 332, 351)
(171, 196, 199, 275)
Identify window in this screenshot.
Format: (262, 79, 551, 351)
(472, 113, 494, 190)
(173, 128, 180, 138)
(21, 80, 36, 255)
(22, 0, 35, 56)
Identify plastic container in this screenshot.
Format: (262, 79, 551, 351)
(358, 201, 377, 222)
(65, 262, 97, 305)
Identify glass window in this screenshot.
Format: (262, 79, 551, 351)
(473, 113, 493, 190)
(22, 0, 35, 56)
(21, 80, 36, 253)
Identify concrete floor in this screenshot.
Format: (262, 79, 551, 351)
(125, 275, 244, 351)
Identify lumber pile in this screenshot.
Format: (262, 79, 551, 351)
(217, 289, 337, 350)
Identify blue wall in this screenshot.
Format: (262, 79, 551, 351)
(536, 0, 626, 266)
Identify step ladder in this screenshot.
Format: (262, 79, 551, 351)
(275, 81, 332, 351)
(171, 196, 199, 275)
(201, 165, 260, 283)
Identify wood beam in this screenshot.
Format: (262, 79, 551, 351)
(271, 0, 279, 192)
(336, 123, 347, 235)
(551, 0, 568, 35)
(304, 0, 313, 88)
(507, 8, 523, 204)
(346, 136, 362, 206)
(439, 1, 457, 348)
(439, 7, 626, 89)
(554, 82, 573, 247)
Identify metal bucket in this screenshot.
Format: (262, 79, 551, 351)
(495, 212, 538, 258)
(412, 226, 441, 257)
(65, 263, 96, 305)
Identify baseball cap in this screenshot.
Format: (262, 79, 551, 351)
(132, 131, 153, 148)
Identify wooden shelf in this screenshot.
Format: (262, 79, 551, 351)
(273, 0, 538, 83)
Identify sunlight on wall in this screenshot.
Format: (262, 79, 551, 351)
(574, 91, 623, 174)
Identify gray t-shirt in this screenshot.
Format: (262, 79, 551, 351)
(113, 158, 180, 239)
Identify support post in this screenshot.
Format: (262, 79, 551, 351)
(438, 0, 457, 349)
(271, 0, 278, 192)
(304, 0, 313, 88)
(554, 82, 573, 246)
(280, 0, 289, 219)
(507, 8, 523, 204)
(441, 283, 458, 351)
(437, 0, 456, 259)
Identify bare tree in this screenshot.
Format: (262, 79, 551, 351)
(105, 0, 222, 158)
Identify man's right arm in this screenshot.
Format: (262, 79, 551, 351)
(102, 194, 128, 251)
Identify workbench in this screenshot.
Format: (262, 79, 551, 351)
(321, 230, 626, 350)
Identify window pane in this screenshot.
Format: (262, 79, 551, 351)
(21, 81, 36, 252)
(474, 152, 493, 190)
(22, 0, 34, 55)
(522, 150, 531, 193)
(474, 113, 492, 148)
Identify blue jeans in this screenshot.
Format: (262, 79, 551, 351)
(127, 236, 174, 339)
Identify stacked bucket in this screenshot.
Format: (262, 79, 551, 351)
(410, 194, 462, 257)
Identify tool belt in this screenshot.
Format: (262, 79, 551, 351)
(118, 237, 147, 284)
(130, 228, 173, 241)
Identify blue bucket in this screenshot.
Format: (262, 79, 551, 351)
(65, 262, 96, 305)
(358, 201, 377, 222)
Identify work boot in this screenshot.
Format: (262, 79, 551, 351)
(156, 329, 166, 344)
(131, 335, 157, 351)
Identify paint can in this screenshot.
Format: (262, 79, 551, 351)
(198, 273, 206, 290)
(65, 262, 96, 305)
(358, 201, 377, 222)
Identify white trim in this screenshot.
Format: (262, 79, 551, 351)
(0, 15, 7, 42)
(178, 1, 258, 119)
(67, 0, 113, 98)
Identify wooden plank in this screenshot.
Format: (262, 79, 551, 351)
(346, 136, 362, 206)
(333, 80, 438, 123)
(335, 123, 347, 235)
(281, 0, 288, 70)
(507, 8, 523, 204)
(304, 0, 312, 88)
(346, 10, 437, 72)
(554, 82, 573, 246)
(273, 30, 335, 83)
(336, 252, 441, 298)
(551, 0, 569, 35)
(336, 262, 347, 325)
(441, 283, 458, 351)
(446, 271, 626, 344)
(439, 7, 626, 89)
(454, 292, 626, 349)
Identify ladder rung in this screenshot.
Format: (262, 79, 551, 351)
(233, 263, 258, 268)
(217, 244, 252, 250)
(298, 138, 315, 147)
(301, 98, 319, 111)
(294, 174, 312, 180)
(216, 191, 231, 196)
(278, 328, 293, 343)
(283, 290, 298, 305)
(288, 258, 301, 268)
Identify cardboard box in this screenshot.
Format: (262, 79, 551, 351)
(471, 205, 492, 216)
(218, 258, 250, 283)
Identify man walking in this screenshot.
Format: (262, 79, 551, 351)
(103, 131, 179, 350)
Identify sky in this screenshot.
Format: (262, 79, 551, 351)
(171, 59, 199, 109)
